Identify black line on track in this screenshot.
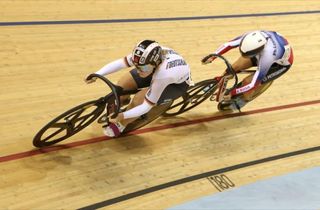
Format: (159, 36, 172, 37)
(1, 10, 319, 26)
(78, 145, 320, 209)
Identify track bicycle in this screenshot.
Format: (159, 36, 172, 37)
(33, 74, 173, 148)
(163, 54, 270, 116)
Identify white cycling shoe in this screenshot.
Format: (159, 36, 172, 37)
(103, 122, 125, 137)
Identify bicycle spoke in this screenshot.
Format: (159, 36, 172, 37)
(73, 112, 97, 130)
(64, 108, 86, 124)
(171, 85, 208, 108)
(179, 100, 190, 110)
(169, 100, 187, 109)
(63, 105, 99, 131)
(49, 122, 69, 128)
(41, 126, 68, 142)
(164, 80, 218, 117)
(191, 91, 211, 103)
(190, 85, 209, 96)
(190, 94, 203, 103)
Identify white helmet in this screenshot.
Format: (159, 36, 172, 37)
(239, 31, 267, 57)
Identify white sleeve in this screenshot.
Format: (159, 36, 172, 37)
(123, 100, 153, 119)
(95, 57, 130, 76)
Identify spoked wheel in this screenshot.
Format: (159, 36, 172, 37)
(123, 100, 173, 133)
(163, 79, 218, 117)
(33, 99, 105, 148)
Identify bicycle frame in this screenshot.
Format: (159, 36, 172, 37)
(214, 69, 257, 100)
(85, 74, 175, 135)
(207, 54, 259, 104)
(202, 54, 239, 103)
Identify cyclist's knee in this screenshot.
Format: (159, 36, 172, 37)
(130, 89, 148, 107)
(120, 96, 131, 106)
(117, 71, 138, 91)
(232, 56, 254, 71)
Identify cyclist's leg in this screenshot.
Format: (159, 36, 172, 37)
(218, 56, 255, 111)
(241, 77, 273, 101)
(240, 63, 291, 105)
(231, 55, 255, 72)
(103, 87, 149, 137)
(119, 82, 188, 125)
(220, 62, 291, 111)
(103, 69, 153, 137)
(117, 68, 153, 105)
(117, 88, 148, 126)
(114, 68, 153, 121)
(230, 75, 273, 110)
(218, 76, 272, 111)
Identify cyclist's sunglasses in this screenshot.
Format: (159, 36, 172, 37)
(135, 64, 155, 72)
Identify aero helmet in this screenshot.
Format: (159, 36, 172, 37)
(239, 31, 267, 57)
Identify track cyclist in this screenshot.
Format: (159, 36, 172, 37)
(86, 40, 193, 137)
(202, 30, 294, 111)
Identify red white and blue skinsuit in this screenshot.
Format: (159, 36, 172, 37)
(211, 30, 294, 98)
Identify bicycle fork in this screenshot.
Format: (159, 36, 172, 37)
(211, 76, 243, 112)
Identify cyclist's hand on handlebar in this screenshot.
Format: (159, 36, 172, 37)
(84, 75, 97, 84)
(201, 54, 217, 64)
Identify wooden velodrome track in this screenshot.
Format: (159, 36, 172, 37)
(1, 1, 319, 209)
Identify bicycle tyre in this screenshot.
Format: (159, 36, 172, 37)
(33, 99, 105, 147)
(163, 79, 218, 117)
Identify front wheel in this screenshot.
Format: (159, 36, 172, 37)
(33, 99, 105, 148)
(163, 79, 218, 117)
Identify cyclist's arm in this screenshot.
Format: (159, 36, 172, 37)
(123, 100, 153, 119)
(214, 36, 243, 56)
(202, 35, 244, 64)
(230, 69, 261, 96)
(230, 57, 272, 96)
(95, 55, 133, 76)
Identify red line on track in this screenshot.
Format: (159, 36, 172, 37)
(1, 99, 319, 163)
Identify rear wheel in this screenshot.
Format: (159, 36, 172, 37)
(163, 79, 218, 117)
(33, 99, 105, 147)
